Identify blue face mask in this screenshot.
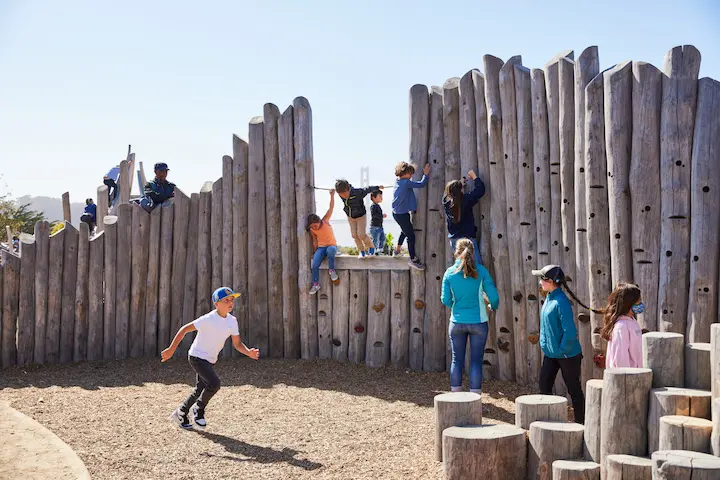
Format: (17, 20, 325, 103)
(632, 303, 645, 315)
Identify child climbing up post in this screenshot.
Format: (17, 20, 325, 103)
(369, 190, 386, 255)
(306, 189, 339, 295)
(392, 161, 430, 270)
(334, 179, 382, 258)
(443, 170, 486, 265)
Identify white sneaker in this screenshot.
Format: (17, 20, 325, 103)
(309, 284, 320, 295)
(192, 405, 206, 428)
(168, 406, 192, 429)
(329, 270, 339, 281)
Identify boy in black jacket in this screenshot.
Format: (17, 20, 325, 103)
(335, 179, 382, 258)
(369, 190, 386, 254)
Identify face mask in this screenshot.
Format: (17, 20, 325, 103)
(632, 303, 645, 315)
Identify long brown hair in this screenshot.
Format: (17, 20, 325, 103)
(305, 213, 321, 231)
(445, 180, 463, 223)
(599, 283, 642, 341)
(453, 238, 478, 279)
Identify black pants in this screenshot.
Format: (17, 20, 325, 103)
(539, 354, 585, 424)
(104, 178, 119, 203)
(180, 356, 221, 414)
(393, 213, 416, 259)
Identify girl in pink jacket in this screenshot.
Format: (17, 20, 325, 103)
(600, 283, 645, 369)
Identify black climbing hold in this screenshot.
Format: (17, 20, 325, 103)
(527, 294, 538, 301)
(644, 205, 651, 211)
(589, 213, 595, 218)
(614, 233, 621, 239)
(703, 186, 710, 193)
(498, 234, 503, 239)
(332, 339, 342, 346)
(412, 327, 421, 333)
(500, 327, 510, 333)
(693, 256, 699, 261)
(666, 251, 672, 257)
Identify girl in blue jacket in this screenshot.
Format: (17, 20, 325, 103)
(441, 238, 499, 394)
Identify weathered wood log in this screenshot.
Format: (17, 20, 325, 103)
(232, 137, 249, 345)
(605, 454, 652, 479)
(293, 97, 317, 360)
(575, 47, 601, 382)
(0, 264, 2, 363)
(643, 332, 685, 388)
(559, 57, 576, 288)
(686, 343, 711, 390)
(4, 226, 10, 246)
(366, 271, 391, 368)
(658, 46, 701, 334)
(210, 179, 228, 357)
(434, 392, 483, 461)
(114, 205, 132, 359)
(73, 223, 90, 362)
(17, 235, 36, 366)
(529, 421, 585, 480)
(659, 415, 713, 453)
(33, 221, 49, 364)
(279, 107, 300, 358)
(179, 193, 199, 356)
(515, 394, 568, 429)
(484, 54, 515, 381)
(170, 191, 189, 352)
(221, 155, 233, 289)
(712, 324, 720, 399)
(600, 368, 653, 477)
(409, 269, 425, 371)
(442, 424, 527, 479)
(687, 78, 720, 343)
(532, 68, 552, 264)
(443, 77, 461, 268)
(331, 269, 349, 362)
(604, 61, 633, 287)
(264, 103, 284, 358)
(649, 387, 713, 453)
(62, 192, 71, 223)
(143, 208, 161, 357)
(652, 450, 720, 479)
(45, 227, 64, 364)
(103, 216, 117, 360)
(87, 231, 104, 361)
(553, 460, 600, 480)
(317, 279, 333, 360)
(96, 185, 108, 233)
(60, 223, 79, 363)
(630, 62, 662, 333)
(157, 206, 173, 353)
(196, 189, 212, 321)
(129, 207, 149, 358)
(711, 398, 719, 456)
(119, 161, 130, 205)
(585, 71, 612, 357)
(2, 251, 19, 367)
(390, 270, 410, 368)
(424, 85, 446, 373)
(516, 65, 540, 386)
(545, 56, 564, 267)
(348, 270, 368, 364)
(585, 379, 604, 462)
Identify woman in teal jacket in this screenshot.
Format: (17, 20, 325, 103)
(441, 238, 499, 394)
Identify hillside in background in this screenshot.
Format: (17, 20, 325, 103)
(15, 195, 86, 226)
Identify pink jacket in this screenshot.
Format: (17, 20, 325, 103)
(605, 316, 643, 369)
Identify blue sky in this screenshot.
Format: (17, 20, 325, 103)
(1, 0, 718, 227)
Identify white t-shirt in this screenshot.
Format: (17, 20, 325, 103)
(188, 310, 239, 364)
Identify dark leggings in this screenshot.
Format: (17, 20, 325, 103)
(181, 356, 221, 414)
(539, 354, 585, 424)
(393, 213, 416, 259)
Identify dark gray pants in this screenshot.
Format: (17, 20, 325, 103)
(181, 356, 221, 414)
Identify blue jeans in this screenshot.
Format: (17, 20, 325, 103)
(369, 226, 385, 252)
(448, 321, 489, 390)
(311, 246, 337, 283)
(449, 237, 482, 265)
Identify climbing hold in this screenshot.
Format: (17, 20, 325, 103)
(332, 339, 342, 347)
(497, 340, 510, 352)
(578, 313, 590, 323)
(354, 325, 365, 333)
(373, 341, 383, 348)
(372, 303, 385, 313)
(512, 292, 523, 303)
(414, 300, 425, 309)
(318, 311, 327, 317)
(412, 327, 421, 334)
(319, 294, 328, 300)
(500, 327, 510, 334)
(394, 292, 402, 299)
(527, 333, 540, 344)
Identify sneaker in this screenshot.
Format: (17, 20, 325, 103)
(192, 405, 206, 428)
(329, 269, 339, 282)
(368, 247, 375, 255)
(168, 406, 192, 429)
(309, 283, 320, 295)
(359, 251, 367, 259)
(409, 258, 425, 271)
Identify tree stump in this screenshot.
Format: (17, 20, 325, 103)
(434, 392, 483, 461)
(515, 394, 568, 429)
(585, 379, 603, 462)
(605, 454, 652, 480)
(659, 415, 712, 453)
(529, 421, 585, 479)
(642, 332, 685, 388)
(648, 387, 712, 453)
(553, 460, 600, 480)
(711, 324, 720, 399)
(600, 368, 653, 479)
(685, 343, 711, 390)
(651, 450, 720, 479)
(711, 398, 719, 456)
(442, 424, 527, 479)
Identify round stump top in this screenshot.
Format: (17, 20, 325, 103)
(443, 424, 525, 440)
(660, 415, 713, 427)
(652, 450, 720, 469)
(586, 379, 603, 389)
(651, 387, 713, 398)
(552, 460, 600, 471)
(434, 392, 482, 404)
(607, 454, 652, 466)
(687, 343, 711, 351)
(529, 421, 584, 433)
(604, 367, 653, 376)
(644, 332, 684, 339)
(516, 394, 567, 405)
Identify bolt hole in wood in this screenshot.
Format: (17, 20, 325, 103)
(578, 313, 590, 323)
(318, 311, 327, 317)
(702, 186, 710, 192)
(485, 348, 496, 354)
(332, 339, 341, 346)
(527, 294, 538, 301)
(500, 327, 510, 333)
(373, 342, 383, 348)
(694, 256, 699, 261)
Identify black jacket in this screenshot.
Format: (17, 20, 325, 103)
(341, 185, 379, 219)
(442, 177, 486, 239)
(144, 178, 176, 205)
(370, 203, 383, 227)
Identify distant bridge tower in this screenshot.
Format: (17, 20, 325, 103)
(360, 166, 370, 211)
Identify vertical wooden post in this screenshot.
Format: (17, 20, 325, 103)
(179, 193, 199, 355)
(144, 208, 161, 357)
(219, 154, 233, 287)
(264, 103, 284, 357)
(119, 160, 130, 205)
(210, 179, 227, 356)
(658, 45, 701, 334)
(293, 97, 318, 360)
(559, 57, 576, 286)
(545, 57, 564, 267)
(17, 234, 36, 366)
(96, 185, 108, 234)
(279, 107, 300, 358)
(332, 269, 350, 362)
(115, 204, 132, 359)
(712, 324, 720, 399)
(157, 206, 173, 353)
(516, 65, 540, 386)
(366, 270, 391, 368)
(532, 69, 552, 264)
(424, 85, 446, 372)
(45, 227, 64, 364)
(687, 77, 720, 343)
(34, 221, 50, 364)
(170, 191, 189, 352)
(484, 54, 515, 381)
(196, 189, 212, 319)
(103, 216, 117, 360)
(129, 207, 150, 358)
(0, 264, 2, 364)
(1, 251, 20, 367)
(444, 77, 461, 271)
(62, 192, 71, 223)
(390, 270, 410, 368)
(317, 279, 333, 360)
(74, 223, 90, 362)
(87, 231, 104, 361)
(348, 270, 368, 364)
(232, 137, 250, 345)
(61, 223, 79, 364)
(5, 226, 11, 247)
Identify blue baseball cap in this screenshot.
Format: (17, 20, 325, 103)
(154, 162, 169, 171)
(212, 287, 240, 303)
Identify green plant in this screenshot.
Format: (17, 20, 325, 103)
(50, 221, 65, 235)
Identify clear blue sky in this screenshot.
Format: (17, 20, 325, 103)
(1, 0, 718, 222)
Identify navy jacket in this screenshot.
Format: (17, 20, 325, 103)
(341, 185, 379, 219)
(443, 177, 486, 239)
(144, 178, 176, 205)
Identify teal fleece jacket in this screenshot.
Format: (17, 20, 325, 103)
(441, 260, 499, 324)
(540, 288, 582, 358)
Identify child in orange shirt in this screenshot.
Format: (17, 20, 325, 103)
(306, 189, 339, 295)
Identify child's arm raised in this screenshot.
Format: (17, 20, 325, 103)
(161, 322, 197, 361)
(465, 170, 486, 204)
(232, 335, 260, 360)
(323, 189, 335, 222)
(407, 163, 431, 188)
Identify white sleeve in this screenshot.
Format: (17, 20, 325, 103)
(192, 312, 211, 330)
(229, 315, 240, 336)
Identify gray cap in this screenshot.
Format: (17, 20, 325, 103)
(531, 264, 565, 283)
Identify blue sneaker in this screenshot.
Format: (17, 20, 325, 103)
(368, 247, 375, 255)
(359, 251, 366, 259)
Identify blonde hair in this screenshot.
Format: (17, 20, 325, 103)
(454, 238, 478, 279)
(395, 161, 416, 177)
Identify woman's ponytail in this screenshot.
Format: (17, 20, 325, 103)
(454, 239, 478, 279)
(560, 280, 601, 314)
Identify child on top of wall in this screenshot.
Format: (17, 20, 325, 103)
(600, 283, 644, 369)
(306, 189, 339, 295)
(392, 161, 430, 270)
(369, 190, 386, 255)
(334, 179, 382, 258)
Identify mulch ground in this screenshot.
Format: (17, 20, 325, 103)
(0, 357, 535, 479)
